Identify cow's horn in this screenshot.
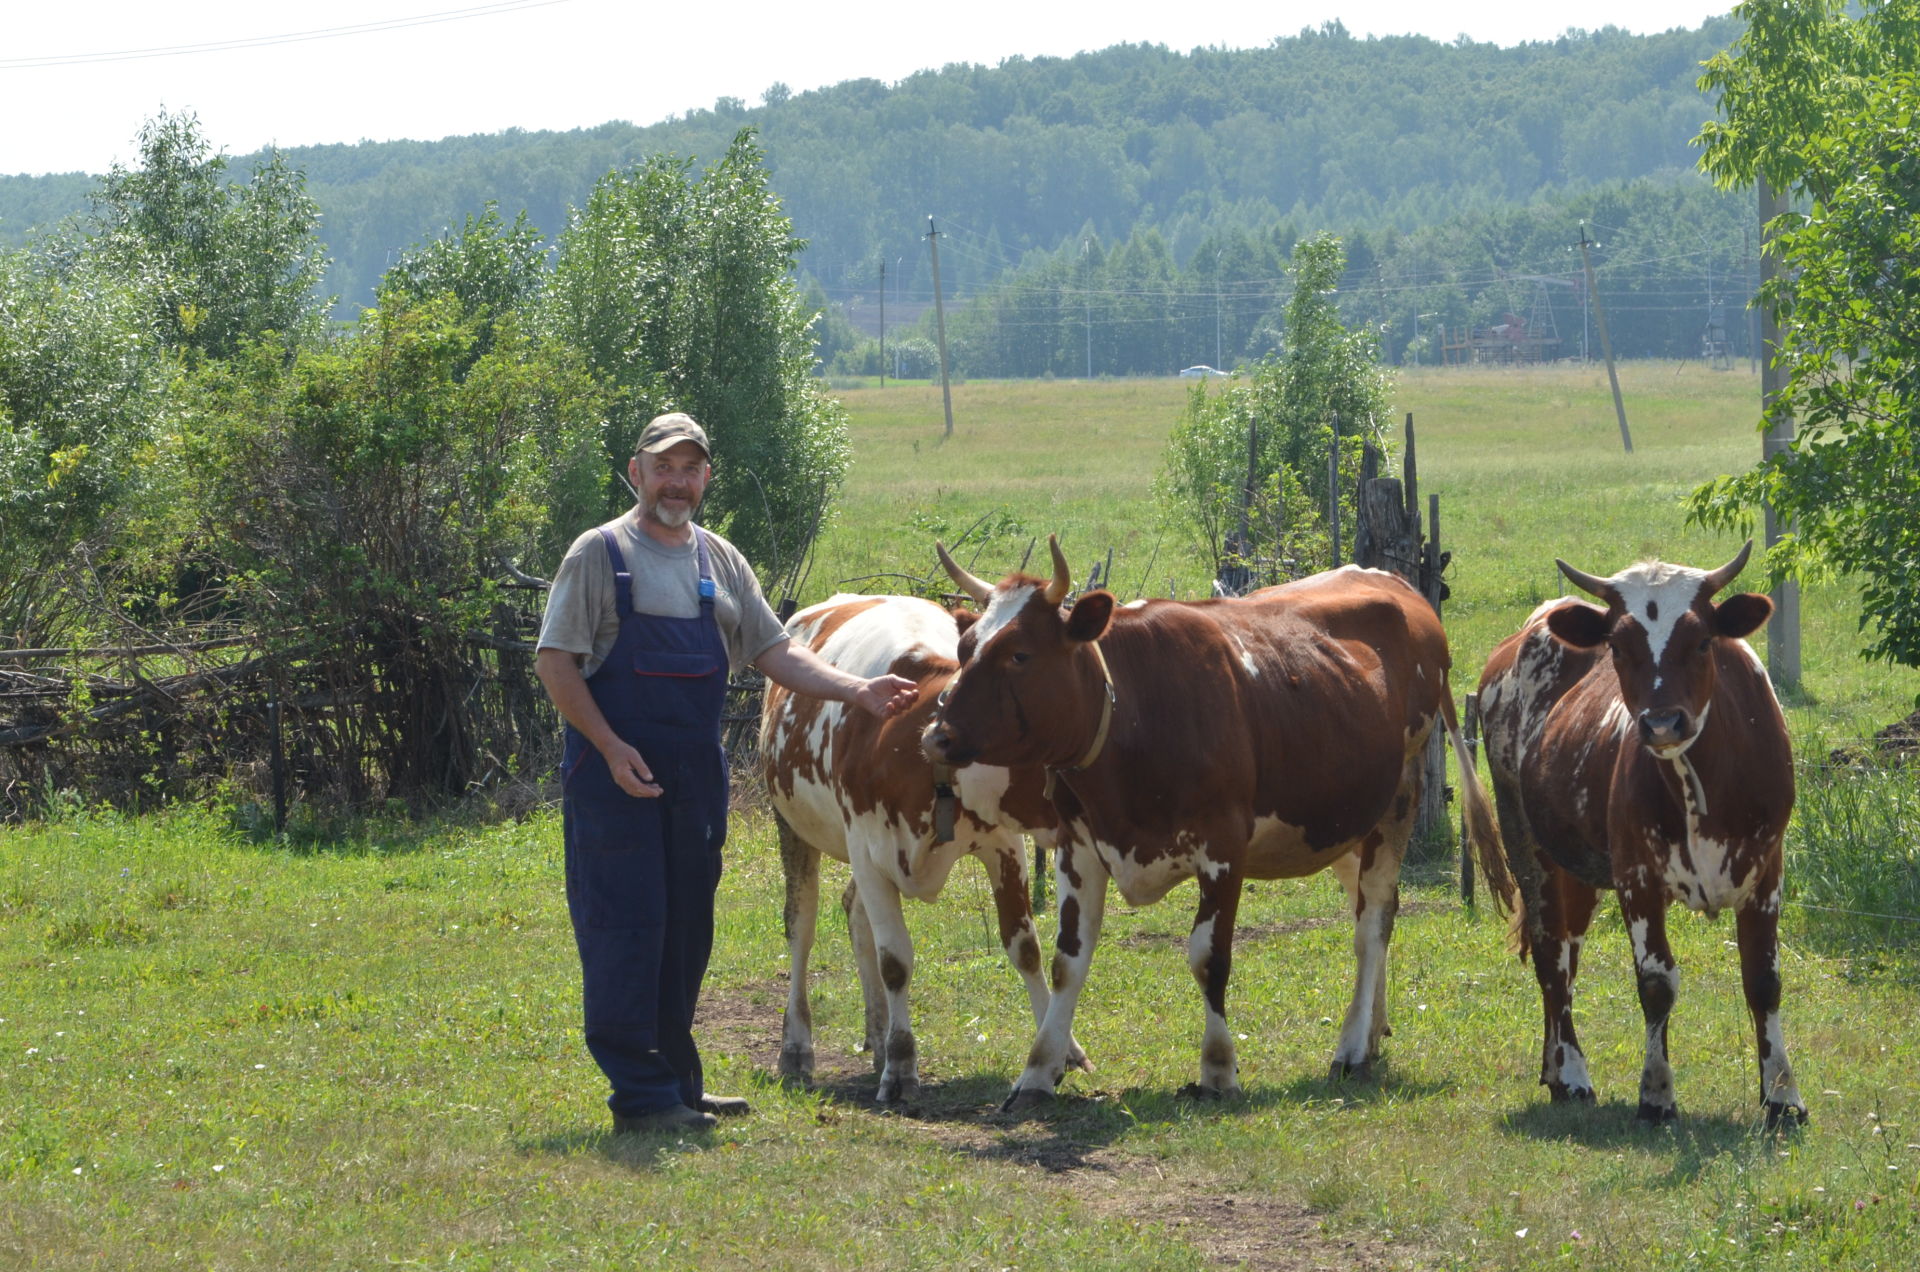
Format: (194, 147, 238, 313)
(1044, 534, 1073, 607)
(1702, 539, 1754, 596)
(935, 540, 993, 603)
(1555, 558, 1618, 604)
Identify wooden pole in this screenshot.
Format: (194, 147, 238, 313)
(1460, 693, 1480, 905)
(269, 698, 287, 834)
(1758, 177, 1801, 688)
(1419, 489, 1447, 844)
(1577, 223, 1633, 454)
(1402, 411, 1418, 528)
(927, 217, 955, 437)
(1328, 413, 1341, 565)
(878, 259, 886, 389)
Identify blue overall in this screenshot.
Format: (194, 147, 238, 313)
(562, 527, 730, 1118)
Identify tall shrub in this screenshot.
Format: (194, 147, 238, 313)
(549, 129, 849, 592)
(1155, 234, 1390, 584)
(83, 110, 330, 362)
(169, 298, 606, 801)
(0, 249, 171, 648)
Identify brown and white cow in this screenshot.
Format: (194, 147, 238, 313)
(1476, 542, 1807, 1126)
(922, 537, 1499, 1108)
(760, 593, 1088, 1103)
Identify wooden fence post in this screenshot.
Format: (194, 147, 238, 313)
(1460, 692, 1480, 905)
(1354, 413, 1452, 849)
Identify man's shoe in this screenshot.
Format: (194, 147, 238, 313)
(698, 1094, 751, 1117)
(612, 1104, 717, 1134)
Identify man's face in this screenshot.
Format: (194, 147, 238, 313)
(631, 441, 710, 529)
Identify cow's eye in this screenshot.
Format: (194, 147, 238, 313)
(1010, 650, 1030, 666)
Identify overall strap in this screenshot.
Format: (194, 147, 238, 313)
(693, 529, 716, 610)
(596, 527, 633, 618)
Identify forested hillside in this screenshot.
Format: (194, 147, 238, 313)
(1, 18, 1750, 370)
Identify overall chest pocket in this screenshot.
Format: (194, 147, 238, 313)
(631, 648, 722, 729)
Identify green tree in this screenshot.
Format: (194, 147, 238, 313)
(0, 248, 171, 648)
(549, 129, 848, 594)
(168, 297, 606, 799)
(1155, 233, 1390, 584)
(83, 111, 330, 361)
(380, 203, 547, 373)
(1688, 2, 1920, 672)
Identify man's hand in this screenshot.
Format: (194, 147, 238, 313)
(854, 673, 920, 719)
(601, 737, 663, 798)
(755, 641, 919, 720)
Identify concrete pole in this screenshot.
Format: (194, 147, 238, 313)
(1577, 222, 1633, 454)
(926, 217, 954, 437)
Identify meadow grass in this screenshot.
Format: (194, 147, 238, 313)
(6, 362, 1920, 1269)
(815, 362, 1920, 737)
(5, 799, 1919, 1270)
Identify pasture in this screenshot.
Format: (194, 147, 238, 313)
(5, 364, 1920, 1270)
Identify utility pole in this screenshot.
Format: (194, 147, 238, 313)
(1374, 262, 1390, 357)
(1577, 222, 1633, 454)
(1080, 238, 1093, 378)
(1214, 249, 1224, 370)
(878, 259, 886, 388)
(1758, 177, 1800, 688)
(926, 217, 954, 437)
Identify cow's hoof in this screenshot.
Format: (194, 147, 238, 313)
(1066, 1040, 1094, 1073)
(1178, 1082, 1244, 1102)
(1635, 1102, 1679, 1126)
(1329, 1058, 1374, 1082)
(1548, 1084, 1596, 1105)
(1001, 1086, 1056, 1115)
(776, 1045, 814, 1086)
(875, 1075, 920, 1106)
(1766, 1100, 1809, 1131)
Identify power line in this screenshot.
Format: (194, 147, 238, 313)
(0, 2, 566, 70)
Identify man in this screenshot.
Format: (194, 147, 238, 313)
(535, 412, 916, 1134)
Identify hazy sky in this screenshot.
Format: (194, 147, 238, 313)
(1, 1, 1736, 177)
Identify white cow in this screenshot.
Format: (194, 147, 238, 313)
(759, 593, 1087, 1103)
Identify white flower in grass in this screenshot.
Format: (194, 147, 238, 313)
(212, 1164, 225, 1173)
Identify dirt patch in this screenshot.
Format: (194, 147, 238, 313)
(1098, 1185, 1417, 1272)
(1828, 708, 1920, 766)
(694, 983, 1424, 1270)
(918, 1118, 1419, 1271)
(693, 975, 796, 1074)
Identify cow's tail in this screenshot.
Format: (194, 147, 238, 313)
(1437, 689, 1525, 954)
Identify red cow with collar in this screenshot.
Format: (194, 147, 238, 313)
(922, 536, 1499, 1109)
(1476, 542, 1807, 1126)
(761, 593, 1087, 1103)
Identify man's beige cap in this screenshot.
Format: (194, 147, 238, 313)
(634, 412, 711, 458)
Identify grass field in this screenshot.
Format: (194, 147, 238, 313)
(4, 364, 1920, 1270)
(813, 363, 1919, 739)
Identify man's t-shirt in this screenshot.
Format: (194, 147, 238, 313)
(536, 513, 789, 678)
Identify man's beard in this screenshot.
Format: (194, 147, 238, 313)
(645, 496, 694, 528)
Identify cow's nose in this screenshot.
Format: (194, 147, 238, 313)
(921, 722, 951, 763)
(1638, 708, 1688, 747)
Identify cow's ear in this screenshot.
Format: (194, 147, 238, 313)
(1545, 601, 1613, 649)
(1064, 590, 1115, 643)
(1713, 592, 1772, 640)
(948, 606, 979, 636)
